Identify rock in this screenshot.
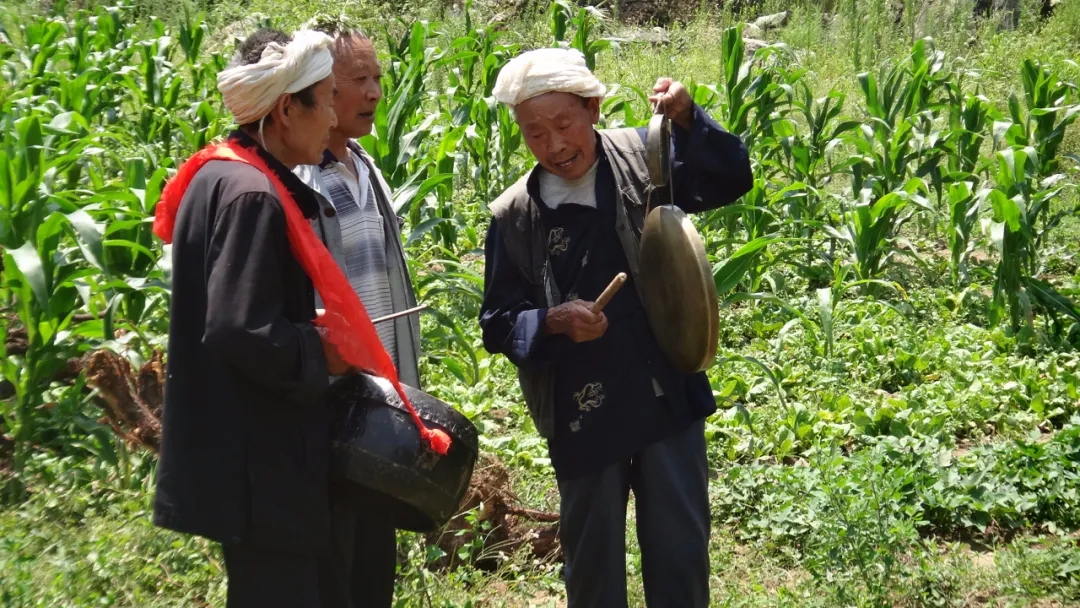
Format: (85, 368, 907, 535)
(742, 22, 763, 39)
(751, 10, 790, 31)
(973, 0, 1022, 29)
(208, 15, 263, 56)
(623, 26, 671, 46)
(743, 38, 769, 56)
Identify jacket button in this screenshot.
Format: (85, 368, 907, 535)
(324, 206, 337, 218)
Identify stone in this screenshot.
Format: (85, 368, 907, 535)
(208, 15, 263, 55)
(743, 38, 768, 56)
(742, 22, 764, 39)
(751, 10, 790, 31)
(623, 26, 671, 46)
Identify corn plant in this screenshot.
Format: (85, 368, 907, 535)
(828, 178, 933, 282)
(985, 146, 1079, 333)
(724, 260, 905, 360)
(772, 86, 860, 258)
(549, 1, 613, 71)
(996, 146, 1072, 264)
(945, 90, 992, 177)
(947, 181, 980, 286)
(718, 26, 798, 162)
(1, 118, 101, 479)
(438, 9, 522, 209)
(362, 20, 440, 190)
(995, 60, 1080, 180)
(987, 186, 1035, 332)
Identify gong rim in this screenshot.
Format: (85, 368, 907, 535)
(646, 113, 670, 188)
(638, 205, 719, 373)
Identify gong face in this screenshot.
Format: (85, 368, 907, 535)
(639, 205, 720, 373)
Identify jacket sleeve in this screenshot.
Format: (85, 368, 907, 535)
(202, 192, 328, 406)
(478, 220, 562, 368)
(667, 104, 753, 214)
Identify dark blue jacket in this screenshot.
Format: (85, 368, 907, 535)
(480, 106, 752, 478)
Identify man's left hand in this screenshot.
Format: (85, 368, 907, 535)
(649, 78, 693, 131)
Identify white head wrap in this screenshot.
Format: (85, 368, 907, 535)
(217, 30, 335, 125)
(492, 48, 606, 107)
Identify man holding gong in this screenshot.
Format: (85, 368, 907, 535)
(479, 48, 753, 607)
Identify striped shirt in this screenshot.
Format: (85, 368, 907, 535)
(320, 150, 398, 366)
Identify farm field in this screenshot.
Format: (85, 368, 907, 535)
(3, 0, 1080, 605)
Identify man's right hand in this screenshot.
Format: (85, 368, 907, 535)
(317, 326, 353, 376)
(544, 300, 608, 343)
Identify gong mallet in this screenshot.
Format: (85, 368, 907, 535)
(591, 273, 628, 314)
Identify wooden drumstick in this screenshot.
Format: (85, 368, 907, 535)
(591, 273, 627, 314)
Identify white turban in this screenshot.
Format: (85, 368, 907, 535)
(217, 30, 335, 125)
(492, 48, 607, 107)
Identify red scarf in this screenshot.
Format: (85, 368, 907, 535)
(154, 140, 451, 455)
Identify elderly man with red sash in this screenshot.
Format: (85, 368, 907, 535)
(151, 28, 448, 607)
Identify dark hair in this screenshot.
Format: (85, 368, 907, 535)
(234, 28, 318, 129)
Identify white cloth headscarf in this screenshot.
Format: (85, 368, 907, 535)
(217, 30, 335, 125)
(492, 48, 606, 107)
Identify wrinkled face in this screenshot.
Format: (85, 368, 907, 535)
(332, 36, 382, 139)
(515, 92, 601, 181)
(280, 74, 338, 166)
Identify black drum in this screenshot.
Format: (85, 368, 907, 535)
(327, 373, 478, 532)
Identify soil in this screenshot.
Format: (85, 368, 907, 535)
(426, 452, 562, 571)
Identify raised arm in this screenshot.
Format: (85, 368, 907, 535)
(648, 78, 753, 214)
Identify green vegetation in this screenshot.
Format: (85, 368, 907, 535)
(4, 0, 1080, 605)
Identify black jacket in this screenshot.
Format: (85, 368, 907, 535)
(154, 131, 332, 554)
(479, 107, 753, 477)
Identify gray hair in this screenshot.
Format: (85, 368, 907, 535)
(304, 14, 369, 44)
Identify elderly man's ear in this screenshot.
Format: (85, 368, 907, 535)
(588, 96, 601, 125)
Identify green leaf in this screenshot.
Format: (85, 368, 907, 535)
(65, 209, 106, 270)
(817, 287, 834, 356)
(405, 217, 452, 247)
(8, 242, 49, 309)
(1025, 277, 1080, 323)
(988, 189, 1021, 232)
(392, 173, 454, 215)
(717, 354, 788, 412)
(713, 237, 785, 294)
(103, 238, 155, 261)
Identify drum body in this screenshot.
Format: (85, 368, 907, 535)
(328, 374, 478, 532)
(638, 205, 719, 373)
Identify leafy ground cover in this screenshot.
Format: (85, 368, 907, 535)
(4, 0, 1080, 605)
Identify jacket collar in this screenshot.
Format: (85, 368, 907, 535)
(319, 139, 368, 169)
(227, 130, 321, 219)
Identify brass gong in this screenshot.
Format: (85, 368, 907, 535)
(638, 112, 719, 374)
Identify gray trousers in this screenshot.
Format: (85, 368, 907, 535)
(557, 420, 711, 608)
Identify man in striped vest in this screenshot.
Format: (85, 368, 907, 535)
(295, 23, 421, 608)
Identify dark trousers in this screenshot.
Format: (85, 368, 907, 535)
(557, 420, 710, 608)
(223, 544, 329, 608)
(325, 501, 398, 608)
(223, 505, 397, 608)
